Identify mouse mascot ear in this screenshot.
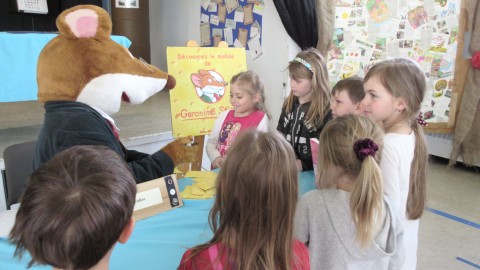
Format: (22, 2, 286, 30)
(37, 4, 176, 115)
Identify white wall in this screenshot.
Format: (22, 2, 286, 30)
(149, 0, 300, 126)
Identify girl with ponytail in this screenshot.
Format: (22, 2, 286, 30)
(362, 58, 428, 269)
(294, 114, 405, 269)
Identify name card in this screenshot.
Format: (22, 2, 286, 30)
(133, 188, 163, 211)
(132, 174, 183, 221)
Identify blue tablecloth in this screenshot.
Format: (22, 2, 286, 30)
(0, 171, 316, 270)
(0, 32, 131, 103)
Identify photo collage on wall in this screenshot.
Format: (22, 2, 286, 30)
(328, 0, 460, 123)
(200, 0, 264, 59)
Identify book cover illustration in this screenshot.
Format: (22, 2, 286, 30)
(167, 47, 247, 137)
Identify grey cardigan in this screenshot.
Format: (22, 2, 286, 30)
(294, 189, 405, 270)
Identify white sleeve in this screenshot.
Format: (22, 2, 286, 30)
(390, 209, 406, 270)
(294, 195, 310, 245)
(206, 110, 229, 162)
(256, 113, 270, 132)
(380, 140, 402, 214)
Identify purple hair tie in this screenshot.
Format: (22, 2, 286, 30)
(353, 138, 379, 161)
(417, 112, 428, 127)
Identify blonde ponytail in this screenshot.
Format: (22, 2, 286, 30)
(350, 155, 384, 248)
(318, 115, 385, 249)
(407, 121, 428, 219)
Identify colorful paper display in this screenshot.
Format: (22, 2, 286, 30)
(200, 0, 264, 59)
(329, 0, 460, 124)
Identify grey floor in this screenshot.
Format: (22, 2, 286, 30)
(0, 92, 479, 269)
(419, 157, 480, 270)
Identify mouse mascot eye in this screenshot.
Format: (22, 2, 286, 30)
(34, 4, 196, 183)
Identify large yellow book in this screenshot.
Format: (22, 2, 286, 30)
(167, 47, 247, 137)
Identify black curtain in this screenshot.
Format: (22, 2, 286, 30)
(273, 0, 318, 50)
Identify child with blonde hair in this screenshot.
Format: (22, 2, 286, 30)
(277, 48, 332, 171)
(294, 114, 404, 269)
(362, 58, 428, 269)
(207, 70, 270, 169)
(180, 130, 310, 270)
(330, 76, 365, 118)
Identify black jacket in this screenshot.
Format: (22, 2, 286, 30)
(34, 101, 174, 183)
(277, 100, 332, 171)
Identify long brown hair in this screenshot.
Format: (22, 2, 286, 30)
(364, 58, 428, 219)
(188, 130, 301, 270)
(317, 115, 384, 248)
(231, 70, 271, 119)
(283, 48, 331, 129)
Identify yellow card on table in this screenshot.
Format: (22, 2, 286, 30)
(192, 177, 216, 183)
(191, 185, 205, 195)
(182, 185, 213, 199)
(205, 188, 216, 195)
(184, 171, 217, 179)
(196, 181, 215, 191)
(167, 47, 247, 137)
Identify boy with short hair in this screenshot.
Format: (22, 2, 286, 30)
(330, 76, 366, 118)
(9, 145, 137, 270)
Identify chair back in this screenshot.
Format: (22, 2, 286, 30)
(3, 141, 37, 210)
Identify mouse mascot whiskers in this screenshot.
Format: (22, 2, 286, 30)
(34, 5, 197, 183)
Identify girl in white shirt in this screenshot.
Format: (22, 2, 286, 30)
(362, 58, 428, 269)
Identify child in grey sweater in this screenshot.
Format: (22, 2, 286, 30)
(294, 115, 405, 269)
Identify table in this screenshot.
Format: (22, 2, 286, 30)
(0, 171, 316, 270)
(0, 32, 131, 102)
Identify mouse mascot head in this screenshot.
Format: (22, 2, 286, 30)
(37, 4, 176, 114)
(34, 5, 197, 183)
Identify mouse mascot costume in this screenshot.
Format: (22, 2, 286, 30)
(34, 5, 197, 183)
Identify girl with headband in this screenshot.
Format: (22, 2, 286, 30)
(294, 114, 405, 269)
(277, 48, 332, 171)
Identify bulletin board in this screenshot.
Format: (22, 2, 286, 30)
(166, 47, 247, 138)
(328, 0, 467, 132)
(199, 0, 264, 59)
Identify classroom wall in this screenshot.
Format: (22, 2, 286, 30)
(149, 0, 300, 126)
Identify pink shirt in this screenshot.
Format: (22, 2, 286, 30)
(217, 110, 265, 156)
(178, 241, 310, 270)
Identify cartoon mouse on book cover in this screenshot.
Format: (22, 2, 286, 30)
(191, 70, 227, 103)
(34, 5, 198, 183)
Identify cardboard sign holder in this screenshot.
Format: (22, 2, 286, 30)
(133, 174, 183, 221)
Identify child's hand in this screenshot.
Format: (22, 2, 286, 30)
(296, 159, 303, 172)
(212, 156, 226, 169)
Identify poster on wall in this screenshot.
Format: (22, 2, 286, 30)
(167, 47, 247, 138)
(199, 0, 264, 59)
(328, 0, 460, 124)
